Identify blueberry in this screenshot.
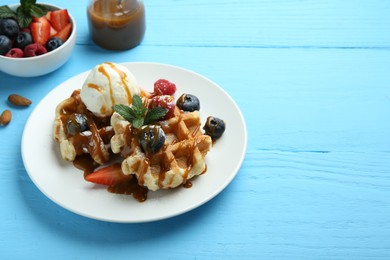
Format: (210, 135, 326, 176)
(0, 35, 12, 55)
(203, 116, 226, 140)
(0, 19, 19, 38)
(176, 94, 200, 112)
(138, 125, 166, 154)
(16, 32, 33, 50)
(46, 37, 64, 52)
(66, 114, 89, 136)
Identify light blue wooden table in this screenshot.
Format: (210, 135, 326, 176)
(1, 0, 389, 259)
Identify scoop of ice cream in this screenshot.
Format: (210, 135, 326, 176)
(80, 62, 140, 117)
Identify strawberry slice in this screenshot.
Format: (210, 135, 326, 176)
(30, 22, 51, 45)
(50, 26, 58, 37)
(31, 16, 58, 37)
(54, 23, 72, 42)
(32, 16, 49, 24)
(85, 163, 131, 186)
(50, 9, 70, 31)
(45, 11, 52, 21)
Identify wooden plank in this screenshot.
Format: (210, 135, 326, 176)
(71, 0, 390, 48)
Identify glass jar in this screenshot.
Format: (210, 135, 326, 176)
(87, 0, 145, 50)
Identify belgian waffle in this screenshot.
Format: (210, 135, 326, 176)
(110, 105, 212, 191)
(53, 90, 114, 166)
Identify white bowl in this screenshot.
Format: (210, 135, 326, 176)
(0, 3, 76, 77)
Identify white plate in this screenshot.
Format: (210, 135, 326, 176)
(22, 62, 247, 223)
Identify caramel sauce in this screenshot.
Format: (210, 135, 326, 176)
(87, 83, 102, 93)
(107, 62, 133, 104)
(182, 140, 196, 183)
(87, 0, 145, 50)
(107, 176, 148, 202)
(98, 64, 115, 107)
(183, 181, 192, 189)
(73, 155, 100, 176)
(158, 155, 168, 188)
(121, 125, 138, 157)
(191, 125, 201, 138)
(88, 120, 108, 162)
(137, 159, 149, 186)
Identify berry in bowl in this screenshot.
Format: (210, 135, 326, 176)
(0, 1, 76, 77)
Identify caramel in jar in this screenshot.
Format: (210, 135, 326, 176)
(87, 0, 145, 50)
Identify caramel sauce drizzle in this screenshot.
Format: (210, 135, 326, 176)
(87, 83, 102, 93)
(183, 139, 196, 184)
(108, 176, 148, 202)
(98, 64, 115, 109)
(138, 159, 149, 186)
(191, 125, 200, 138)
(73, 155, 100, 177)
(106, 62, 133, 104)
(183, 181, 192, 188)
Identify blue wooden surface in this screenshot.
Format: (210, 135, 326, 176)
(1, 0, 389, 259)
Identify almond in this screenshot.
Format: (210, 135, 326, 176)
(8, 94, 32, 107)
(0, 110, 12, 126)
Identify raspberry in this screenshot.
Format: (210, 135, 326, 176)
(5, 48, 24, 58)
(24, 43, 48, 57)
(154, 79, 177, 96)
(149, 95, 175, 120)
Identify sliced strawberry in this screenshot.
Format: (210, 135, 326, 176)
(54, 23, 72, 42)
(45, 11, 52, 21)
(31, 16, 57, 37)
(50, 26, 58, 37)
(32, 16, 49, 24)
(85, 163, 131, 186)
(50, 9, 70, 31)
(30, 22, 51, 45)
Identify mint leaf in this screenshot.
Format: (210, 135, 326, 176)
(35, 4, 48, 14)
(145, 107, 168, 125)
(17, 3, 30, 14)
(132, 95, 143, 109)
(112, 104, 136, 122)
(16, 7, 32, 29)
(0, 6, 17, 19)
(113, 95, 168, 128)
(21, 0, 36, 6)
(132, 95, 147, 117)
(132, 117, 144, 128)
(30, 4, 46, 18)
(3, 0, 48, 28)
